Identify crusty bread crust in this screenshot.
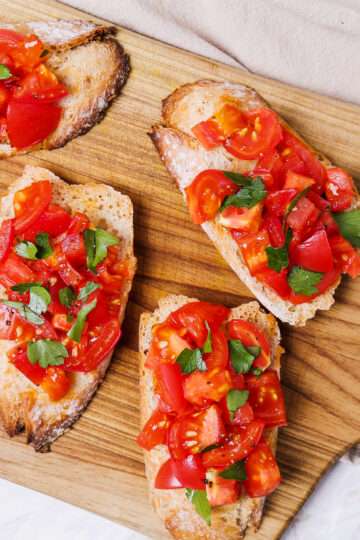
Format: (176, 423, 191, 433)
(0, 20, 130, 158)
(139, 294, 283, 539)
(0, 166, 136, 451)
(150, 80, 347, 326)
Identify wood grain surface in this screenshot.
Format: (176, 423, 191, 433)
(0, 1, 359, 539)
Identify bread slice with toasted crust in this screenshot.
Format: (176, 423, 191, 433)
(150, 80, 346, 326)
(0, 166, 136, 451)
(139, 294, 283, 539)
(0, 20, 130, 158)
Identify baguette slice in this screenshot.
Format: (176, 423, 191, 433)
(0, 20, 130, 157)
(150, 79, 348, 326)
(139, 294, 283, 539)
(0, 166, 136, 451)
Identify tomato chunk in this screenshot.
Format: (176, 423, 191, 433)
(238, 230, 270, 276)
(155, 363, 188, 413)
(246, 370, 287, 427)
(264, 215, 285, 248)
(145, 322, 189, 369)
(13, 180, 52, 233)
(219, 203, 262, 233)
(206, 472, 240, 507)
(8, 346, 45, 385)
(291, 229, 333, 273)
(284, 171, 315, 191)
(0, 219, 14, 262)
(192, 119, 224, 149)
(214, 104, 245, 136)
(41, 367, 71, 401)
(286, 197, 320, 238)
(244, 442, 281, 497)
(22, 204, 71, 241)
(256, 268, 291, 300)
(329, 234, 360, 278)
(155, 455, 206, 490)
(0, 252, 35, 288)
(203, 326, 229, 370)
(265, 189, 297, 217)
(13, 64, 68, 104)
(137, 408, 170, 451)
(325, 167, 355, 212)
(228, 319, 271, 370)
(183, 369, 232, 407)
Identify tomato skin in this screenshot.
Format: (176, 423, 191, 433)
(183, 369, 232, 407)
(329, 234, 360, 278)
(307, 191, 329, 211)
(8, 346, 45, 385)
(13, 180, 52, 233)
(286, 197, 320, 238)
(54, 247, 83, 287)
(206, 472, 240, 507)
(13, 64, 68, 104)
(191, 119, 224, 149)
(0, 252, 35, 288)
(256, 268, 291, 300)
(221, 397, 254, 426)
(186, 170, 237, 224)
(282, 129, 326, 190)
(155, 363, 188, 414)
(0, 30, 24, 45)
(325, 167, 355, 212)
(137, 408, 170, 451)
(203, 326, 229, 370)
(291, 229, 333, 273)
(7, 101, 62, 150)
(218, 203, 262, 233)
(22, 204, 71, 242)
(246, 371, 287, 427)
(228, 319, 271, 370)
(265, 189, 297, 217)
(264, 214, 285, 248)
(61, 233, 86, 266)
(284, 171, 315, 191)
(244, 442, 281, 497)
(155, 455, 206, 490)
(0, 219, 14, 262)
(238, 230, 270, 276)
(202, 420, 265, 468)
(41, 367, 71, 401)
(52, 313, 72, 332)
(145, 323, 189, 369)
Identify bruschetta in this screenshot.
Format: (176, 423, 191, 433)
(0, 166, 136, 451)
(138, 294, 285, 539)
(0, 20, 129, 156)
(151, 80, 360, 326)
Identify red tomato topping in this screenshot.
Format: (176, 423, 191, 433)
(183, 369, 232, 407)
(256, 268, 291, 300)
(228, 319, 271, 370)
(237, 230, 270, 276)
(264, 214, 285, 248)
(137, 408, 170, 451)
(203, 326, 229, 370)
(286, 197, 320, 238)
(8, 346, 45, 385)
(0, 219, 14, 262)
(244, 441, 281, 497)
(246, 371, 287, 427)
(145, 322, 190, 369)
(284, 170, 315, 191)
(155, 363, 188, 413)
(329, 235, 360, 278)
(13, 64, 68, 103)
(218, 203, 262, 233)
(155, 455, 206, 490)
(22, 204, 71, 242)
(41, 367, 71, 401)
(13, 180, 52, 233)
(325, 167, 355, 212)
(206, 473, 240, 507)
(191, 119, 224, 149)
(265, 189, 297, 217)
(0, 252, 35, 288)
(291, 229, 333, 273)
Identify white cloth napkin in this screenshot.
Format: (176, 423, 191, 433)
(63, 0, 360, 105)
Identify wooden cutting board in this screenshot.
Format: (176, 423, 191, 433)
(0, 1, 359, 539)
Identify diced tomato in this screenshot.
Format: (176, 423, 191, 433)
(61, 233, 86, 266)
(224, 108, 282, 160)
(8, 346, 45, 385)
(214, 103, 245, 136)
(41, 367, 71, 401)
(13, 180, 52, 233)
(155, 455, 206, 490)
(22, 204, 71, 241)
(263, 214, 285, 248)
(238, 230, 270, 275)
(183, 369, 232, 407)
(291, 229, 333, 272)
(218, 203, 262, 233)
(307, 190, 329, 211)
(0, 84, 8, 116)
(154, 363, 188, 413)
(202, 420, 265, 468)
(54, 247, 83, 287)
(8, 34, 43, 71)
(7, 101, 62, 150)
(320, 210, 339, 236)
(222, 396, 254, 426)
(246, 370, 287, 427)
(0, 304, 34, 341)
(185, 170, 237, 224)
(256, 268, 291, 300)
(67, 212, 90, 235)
(0, 219, 14, 262)
(169, 301, 230, 348)
(206, 472, 240, 507)
(329, 235, 360, 278)
(136, 408, 170, 451)
(325, 167, 355, 212)
(191, 119, 224, 149)
(52, 313, 72, 332)
(203, 326, 228, 370)
(265, 189, 297, 217)
(286, 197, 320, 238)
(168, 405, 225, 459)
(0, 252, 35, 288)
(284, 171, 315, 191)
(145, 322, 189, 369)
(244, 442, 281, 497)
(0, 29, 24, 45)
(13, 64, 68, 103)
(228, 319, 271, 370)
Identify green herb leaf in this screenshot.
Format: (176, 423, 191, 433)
(176, 348, 206, 374)
(27, 339, 68, 369)
(93, 228, 119, 267)
(221, 177, 266, 210)
(202, 321, 212, 353)
(266, 229, 292, 273)
(285, 187, 310, 217)
(84, 229, 96, 272)
(0, 64, 12, 80)
(252, 367, 263, 377)
(59, 287, 76, 308)
(288, 266, 323, 295)
(229, 340, 259, 374)
(35, 233, 53, 259)
(247, 346, 261, 357)
(11, 282, 41, 293)
(226, 389, 249, 420)
(15, 241, 38, 260)
(2, 301, 44, 325)
(222, 172, 252, 186)
(185, 489, 211, 525)
(29, 286, 51, 315)
(67, 299, 97, 343)
(78, 281, 99, 302)
(219, 461, 247, 481)
(333, 209, 360, 247)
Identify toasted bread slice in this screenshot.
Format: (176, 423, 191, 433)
(139, 294, 283, 539)
(0, 20, 130, 157)
(0, 166, 136, 451)
(150, 80, 348, 326)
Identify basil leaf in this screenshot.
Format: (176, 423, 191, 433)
(84, 229, 96, 271)
(59, 287, 76, 308)
(0, 64, 11, 80)
(226, 389, 249, 420)
(219, 461, 247, 481)
(78, 281, 99, 302)
(35, 233, 53, 259)
(333, 209, 360, 247)
(229, 340, 259, 374)
(285, 187, 310, 217)
(266, 229, 292, 273)
(29, 286, 51, 315)
(185, 489, 211, 525)
(11, 282, 41, 293)
(2, 301, 44, 325)
(27, 339, 68, 369)
(222, 171, 252, 186)
(288, 266, 323, 295)
(202, 321, 212, 353)
(67, 299, 97, 343)
(15, 241, 38, 260)
(93, 228, 119, 267)
(176, 348, 206, 374)
(220, 178, 266, 210)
